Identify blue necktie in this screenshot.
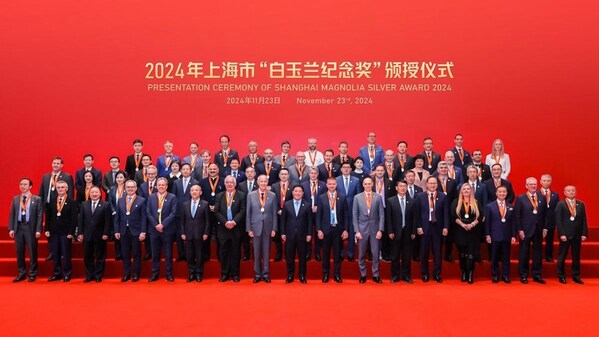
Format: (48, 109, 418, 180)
(295, 200, 300, 216)
(400, 197, 406, 228)
(227, 193, 233, 220)
(192, 200, 197, 218)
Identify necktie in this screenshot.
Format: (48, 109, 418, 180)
(430, 193, 437, 222)
(227, 192, 233, 220)
(400, 197, 406, 227)
(92, 201, 97, 214)
(295, 200, 300, 216)
(183, 178, 188, 194)
(112, 171, 116, 183)
(344, 177, 349, 194)
(330, 194, 337, 225)
(21, 196, 27, 222)
(471, 182, 476, 193)
(409, 185, 414, 198)
(233, 171, 237, 179)
(192, 200, 197, 217)
(249, 181, 253, 191)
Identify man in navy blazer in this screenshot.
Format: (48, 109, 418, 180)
(224, 158, 246, 185)
(255, 148, 281, 186)
(386, 180, 417, 283)
(156, 140, 181, 178)
(114, 180, 147, 282)
(316, 178, 349, 283)
(484, 164, 515, 204)
(484, 186, 516, 283)
(539, 174, 560, 262)
(416, 176, 449, 282)
(137, 165, 158, 260)
(39, 157, 75, 208)
(75, 153, 102, 190)
(515, 177, 548, 284)
(419, 137, 441, 175)
(280, 185, 313, 283)
(214, 135, 240, 175)
(449, 133, 472, 174)
(180, 184, 210, 282)
(171, 163, 198, 261)
(302, 167, 326, 261)
(336, 162, 361, 261)
(199, 163, 225, 261)
(146, 178, 178, 282)
(317, 149, 341, 182)
(358, 131, 384, 174)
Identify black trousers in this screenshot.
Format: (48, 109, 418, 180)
(120, 228, 142, 277)
(15, 224, 38, 277)
(218, 230, 241, 277)
(518, 233, 543, 278)
(490, 241, 511, 278)
(83, 239, 107, 279)
(151, 232, 174, 276)
(420, 224, 443, 277)
(390, 233, 412, 278)
(285, 235, 307, 277)
(545, 225, 556, 259)
(49, 234, 72, 277)
(321, 227, 343, 276)
(185, 237, 204, 276)
(557, 238, 582, 278)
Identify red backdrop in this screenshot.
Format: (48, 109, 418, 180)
(1, 0, 597, 226)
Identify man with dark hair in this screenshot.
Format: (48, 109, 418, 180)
(134, 154, 153, 186)
(125, 139, 144, 179)
(386, 180, 417, 283)
(419, 137, 441, 175)
(556, 185, 588, 284)
(102, 156, 121, 193)
(214, 135, 239, 174)
(281, 184, 312, 283)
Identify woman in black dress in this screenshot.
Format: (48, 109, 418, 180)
(451, 183, 482, 284)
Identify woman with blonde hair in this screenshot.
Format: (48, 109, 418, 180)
(485, 139, 511, 179)
(451, 183, 483, 284)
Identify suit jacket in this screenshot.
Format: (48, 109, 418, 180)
(39, 171, 74, 205)
(484, 201, 516, 242)
(114, 195, 147, 236)
(280, 199, 313, 240)
(336, 175, 361, 210)
(214, 190, 246, 237)
(75, 167, 103, 189)
(359, 144, 384, 173)
(45, 195, 78, 235)
(138, 180, 158, 199)
(301, 180, 326, 205)
(172, 177, 198, 211)
(156, 154, 181, 178)
(8, 194, 43, 234)
(274, 154, 296, 168)
(419, 151, 441, 175)
(447, 166, 464, 188)
(237, 179, 258, 194)
(125, 153, 144, 179)
(514, 192, 547, 237)
(288, 164, 310, 186)
(180, 199, 210, 239)
(433, 175, 458, 206)
(450, 147, 472, 170)
(199, 176, 225, 205)
(555, 199, 588, 239)
(245, 190, 278, 236)
(134, 168, 149, 187)
(352, 192, 385, 235)
(373, 177, 396, 207)
(540, 189, 559, 227)
(271, 181, 293, 210)
(214, 149, 239, 175)
(146, 192, 178, 235)
(76, 184, 100, 204)
(224, 169, 246, 185)
(77, 200, 112, 241)
(465, 180, 489, 210)
(406, 184, 423, 199)
(332, 154, 355, 169)
(317, 162, 341, 182)
(416, 191, 449, 234)
(254, 161, 281, 185)
(102, 170, 120, 193)
(192, 164, 211, 182)
(166, 173, 180, 193)
(107, 185, 125, 215)
(471, 163, 492, 182)
(316, 192, 349, 234)
(240, 153, 264, 172)
(385, 195, 417, 239)
(484, 178, 515, 204)
(393, 154, 415, 176)
(183, 154, 201, 170)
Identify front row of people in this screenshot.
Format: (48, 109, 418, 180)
(9, 174, 588, 284)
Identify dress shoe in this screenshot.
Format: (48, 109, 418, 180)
(402, 277, 413, 284)
(219, 275, 230, 283)
(28, 276, 36, 282)
(166, 275, 174, 282)
(132, 275, 140, 282)
(253, 277, 261, 283)
(475, 255, 482, 263)
(232, 276, 240, 283)
(121, 275, 131, 282)
(45, 253, 53, 261)
(502, 276, 511, 284)
(243, 256, 250, 261)
(545, 257, 553, 263)
(334, 275, 343, 283)
(175, 256, 186, 262)
(444, 255, 454, 263)
(372, 277, 383, 284)
(95, 278, 102, 282)
(433, 275, 442, 283)
(315, 254, 322, 262)
(143, 253, 152, 261)
(274, 255, 282, 262)
(196, 275, 203, 282)
(305, 253, 312, 261)
(48, 275, 61, 282)
(390, 277, 400, 283)
(299, 275, 307, 284)
(322, 274, 329, 283)
(492, 276, 499, 283)
(413, 256, 420, 262)
(263, 277, 271, 283)
(359, 276, 367, 284)
(115, 256, 122, 261)
(286, 276, 294, 284)
(63, 276, 71, 282)
(533, 276, 546, 284)
(422, 275, 429, 283)
(347, 257, 355, 262)
(83, 278, 93, 283)
(12, 275, 26, 283)
(573, 277, 584, 284)
(558, 277, 567, 284)
(187, 275, 195, 282)
(520, 277, 528, 284)
(148, 275, 159, 282)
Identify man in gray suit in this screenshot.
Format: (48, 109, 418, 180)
(246, 174, 278, 283)
(9, 178, 43, 282)
(353, 176, 385, 283)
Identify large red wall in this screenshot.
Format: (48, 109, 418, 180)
(1, 1, 597, 225)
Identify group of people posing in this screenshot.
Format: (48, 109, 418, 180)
(8, 132, 588, 285)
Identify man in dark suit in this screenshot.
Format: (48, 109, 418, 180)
(358, 131, 384, 174)
(484, 186, 516, 283)
(180, 184, 210, 282)
(332, 141, 355, 169)
(449, 133, 472, 175)
(76, 186, 112, 282)
(484, 164, 515, 204)
(515, 177, 548, 284)
(393, 141, 414, 181)
(9, 178, 43, 282)
(281, 184, 313, 283)
(246, 175, 278, 283)
(555, 185, 588, 284)
(255, 148, 281, 186)
(336, 162, 361, 261)
(156, 140, 181, 178)
(171, 163, 198, 261)
(138, 165, 158, 260)
(214, 135, 239, 175)
(146, 177, 178, 282)
(373, 164, 395, 262)
(444, 151, 464, 188)
(274, 140, 296, 169)
(114, 180, 147, 282)
(404, 170, 424, 261)
(317, 149, 341, 182)
(102, 156, 121, 194)
(237, 166, 258, 260)
(199, 163, 225, 261)
(386, 180, 417, 283)
(133, 154, 153, 187)
(75, 153, 103, 190)
(124, 139, 144, 179)
(183, 141, 201, 172)
(240, 140, 264, 171)
(432, 161, 458, 262)
(540, 174, 560, 262)
(317, 177, 349, 283)
(192, 150, 212, 182)
(416, 176, 449, 283)
(224, 158, 246, 185)
(45, 180, 78, 282)
(419, 137, 441, 175)
(271, 168, 293, 261)
(39, 157, 75, 206)
(214, 176, 246, 282)
(471, 150, 492, 182)
(288, 151, 310, 185)
(302, 167, 326, 261)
